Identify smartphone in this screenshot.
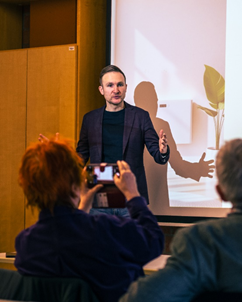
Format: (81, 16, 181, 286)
(86, 163, 126, 208)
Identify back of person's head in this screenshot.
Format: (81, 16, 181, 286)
(19, 138, 84, 212)
(99, 65, 126, 85)
(216, 138, 242, 203)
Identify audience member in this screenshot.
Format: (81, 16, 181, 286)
(14, 137, 164, 302)
(120, 138, 242, 302)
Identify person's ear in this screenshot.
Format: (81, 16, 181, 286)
(98, 85, 104, 95)
(216, 184, 228, 201)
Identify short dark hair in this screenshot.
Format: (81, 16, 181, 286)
(99, 65, 126, 85)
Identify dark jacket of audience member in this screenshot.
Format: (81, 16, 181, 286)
(14, 137, 164, 302)
(120, 139, 242, 302)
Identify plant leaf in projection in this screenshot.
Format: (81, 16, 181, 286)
(197, 105, 217, 117)
(203, 65, 225, 109)
(218, 102, 225, 110)
(209, 102, 224, 110)
(209, 102, 217, 109)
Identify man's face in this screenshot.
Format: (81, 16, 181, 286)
(99, 72, 127, 108)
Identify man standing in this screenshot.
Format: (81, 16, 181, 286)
(76, 65, 169, 216)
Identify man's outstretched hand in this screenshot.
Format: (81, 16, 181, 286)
(38, 133, 59, 142)
(159, 129, 168, 154)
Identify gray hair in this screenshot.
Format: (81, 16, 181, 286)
(216, 139, 242, 203)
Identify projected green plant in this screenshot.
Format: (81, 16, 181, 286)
(197, 65, 225, 150)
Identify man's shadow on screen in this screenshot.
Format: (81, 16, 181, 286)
(134, 81, 215, 212)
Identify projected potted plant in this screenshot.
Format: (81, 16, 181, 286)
(197, 65, 225, 150)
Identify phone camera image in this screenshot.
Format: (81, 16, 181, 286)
(86, 163, 126, 208)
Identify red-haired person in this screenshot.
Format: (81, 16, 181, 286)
(15, 138, 164, 302)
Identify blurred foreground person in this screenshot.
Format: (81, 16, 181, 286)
(14, 137, 164, 302)
(120, 139, 242, 302)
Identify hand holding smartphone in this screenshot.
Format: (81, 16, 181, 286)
(86, 163, 126, 208)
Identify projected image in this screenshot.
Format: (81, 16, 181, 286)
(134, 81, 221, 208)
(111, 0, 230, 218)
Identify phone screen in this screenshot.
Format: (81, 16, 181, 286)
(87, 164, 125, 208)
(93, 166, 113, 181)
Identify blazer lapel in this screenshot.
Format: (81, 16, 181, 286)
(123, 102, 135, 155)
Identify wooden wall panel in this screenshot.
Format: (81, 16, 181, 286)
(0, 49, 27, 252)
(76, 0, 107, 138)
(0, 0, 108, 251)
(0, 3, 22, 50)
(30, 0, 76, 48)
(25, 44, 78, 227)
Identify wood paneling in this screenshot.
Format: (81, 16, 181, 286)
(0, 0, 37, 3)
(25, 44, 78, 227)
(30, 0, 76, 48)
(0, 3, 22, 50)
(0, 0, 108, 252)
(0, 49, 27, 252)
(76, 0, 107, 138)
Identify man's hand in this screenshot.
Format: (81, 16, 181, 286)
(159, 129, 168, 154)
(38, 133, 59, 142)
(78, 168, 103, 213)
(114, 161, 140, 201)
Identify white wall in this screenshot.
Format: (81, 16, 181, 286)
(224, 0, 242, 140)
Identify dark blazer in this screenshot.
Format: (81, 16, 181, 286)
(76, 102, 169, 203)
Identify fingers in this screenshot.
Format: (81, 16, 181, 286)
(159, 129, 167, 143)
(200, 153, 215, 164)
(160, 136, 167, 146)
(116, 160, 131, 173)
(199, 154, 215, 168)
(206, 160, 215, 165)
(209, 164, 216, 169)
(114, 160, 140, 200)
(114, 161, 126, 183)
(90, 184, 103, 194)
(38, 133, 59, 142)
(55, 132, 59, 141)
(38, 134, 48, 142)
(114, 161, 132, 184)
(38, 134, 43, 141)
(159, 129, 168, 153)
(81, 167, 88, 189)
(200, 152, 206, 161)
(159, 129, 164, 138)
